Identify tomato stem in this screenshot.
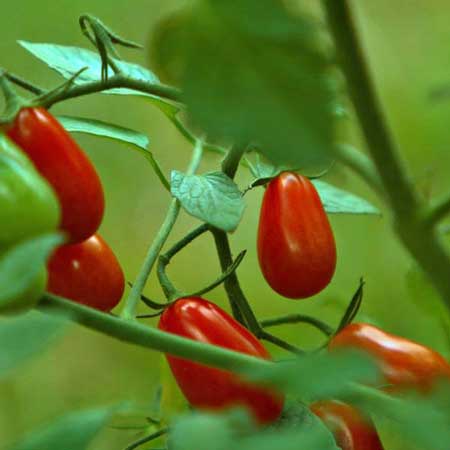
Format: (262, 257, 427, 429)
(124, 427, 168, 450)
(39, 293, 271, 374)
(323, 0, 450, 311)
(261, 315, 334, 337)
(120, 140, 203, 320)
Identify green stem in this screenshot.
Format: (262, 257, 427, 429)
(261, 315, 334, 337)
(124, 427, 168, 450)
(323, 0, 450, 310)
(1, 71, 44, 95)
(425, 193, 450, 227)
(39, 294, 269, 374)
(39, 74, 181, 108)
(334, 144, 384, 197)
(121, 141, 203, 320)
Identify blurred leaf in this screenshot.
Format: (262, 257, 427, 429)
(0, 233, 64, 310)
(248, 351, 380, 401)
(18, 41, 178, 116)
(171, 171, 245, 232)
(9, 405, 117, 450)
(153, 0, 335, 169)
(0, 311, 66, 379)
(353, 384, 450, 450)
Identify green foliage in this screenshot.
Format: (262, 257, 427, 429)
(0, 233, 64, 313)
(18, 41, 178, 116)
(152, 0, 335, 169)
(58, 116, 169, 190)
(8, 406, 117, 450)
(171, 171, 245, 232)
(0, 311, 65, 379)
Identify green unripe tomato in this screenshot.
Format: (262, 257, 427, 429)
(0, 266, 47, 315)
(0, 133, 60, 247)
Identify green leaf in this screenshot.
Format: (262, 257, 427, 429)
(312, 180, 380, 215)
(248, 351, 381, 401)
(0, 311, 66, 379)
(9, 406, 117, 450)
(0, 233, 64, 311)
(58, 116, 169, 191)
(58, 116, 149, 149)
(153, 0, 335, 169)
(171, 171, 245, 232)
(18, 41, 178, 116)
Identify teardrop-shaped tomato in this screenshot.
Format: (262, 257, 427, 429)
(311, 400, 385, 450)
(47, 234, 124, 311)
(6, 107, 104, 243)
(329, 323, 450, 391)
(257, 172, 336, 299)
(158, 297, 284, 425)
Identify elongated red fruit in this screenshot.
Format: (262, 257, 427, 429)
(158, 297, 284, 425)
(47, 234, 124, 311)
(329, 323, 450, 391)
(257, 172, 336, 299)
(311, 400, 385, 450)
(6, 107, 105, 243)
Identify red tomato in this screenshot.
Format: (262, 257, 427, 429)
(6, 107, 104, 243)
(158, 297, 284, 425)
(257, 172, 336, 299)
(329, 323, 450, 391)
(311, 400, 384, 450)
(47, 234, 124, 312)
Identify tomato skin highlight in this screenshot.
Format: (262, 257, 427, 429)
(158, 297, 284, 425)
(311, 400, 384, 450)
(47, 234, 124, 312)
(257, 172, 336, 299)
(329, 323, 450, 391)
(6, 107, 105, 243)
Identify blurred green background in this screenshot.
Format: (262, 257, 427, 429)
(1, 1, 450, 449)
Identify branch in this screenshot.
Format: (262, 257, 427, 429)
(261, 314, 334, 337)
(40, 73, 182, 108)
(425, 193, 450, 227)
(120, 140, 203, 320)
(323, 0, 450, 310)
(38, 294, 269, 374)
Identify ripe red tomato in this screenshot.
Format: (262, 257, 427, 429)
(257, 172, 336, 299)
(6, 107, 104, 243)
(311, 400, 384, 450)
(158, 297, 284, 425)
(47, 234, 124, 312)
(329, 323, 450, 391)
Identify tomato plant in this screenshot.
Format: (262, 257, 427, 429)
(158, 297, 284, 425)
(329, 323, 450, 390)
(6, 107, 104, 243)
(311, 400, 384, 450)
(257, 172, 336, 299)
(47, 234, 125, 311)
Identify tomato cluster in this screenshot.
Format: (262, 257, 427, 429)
(4, 107, 124, 312)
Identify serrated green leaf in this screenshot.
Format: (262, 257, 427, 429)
(171, 171, 245, 232)
(0, 311, 66, 379)
(9, 405, 117, 450)
(153, 0, 335, 169)
(312, 180, 380, 215)
(18, 41, 178, 116)
(0, 233, 64, 310)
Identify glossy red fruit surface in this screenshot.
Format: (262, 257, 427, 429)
(158, 297, 284, 424)
(257, 172, 336, 299)
(47, 234, 124, 311)
(311, 400, 385, 450)
(329, 323, 450, 390)
(6, 107, 105, 243)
